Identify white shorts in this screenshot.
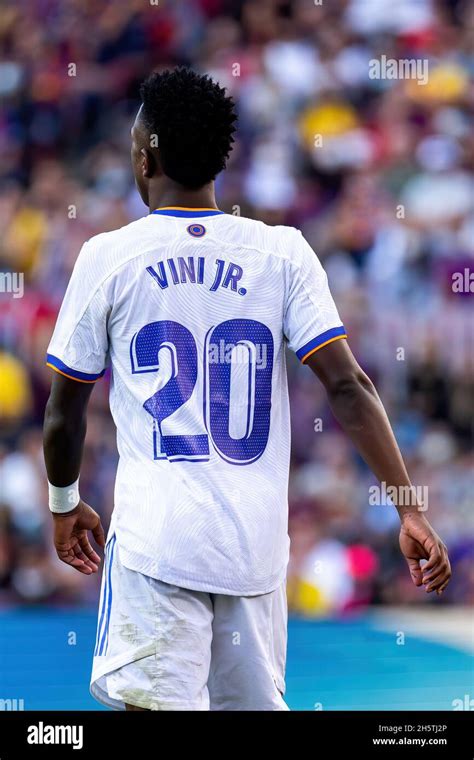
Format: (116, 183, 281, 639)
(90, 533, 288, 711)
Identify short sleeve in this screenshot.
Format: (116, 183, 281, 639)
(284, 231, 346, 363)
(46, 242, 110, 382)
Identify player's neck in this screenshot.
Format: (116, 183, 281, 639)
(149, 182, 219, 212)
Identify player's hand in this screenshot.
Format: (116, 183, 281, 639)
(399, 512, 451, 595)
(52, 499, 106, 575)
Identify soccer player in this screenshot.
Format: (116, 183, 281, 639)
(43, 68, 451, 711)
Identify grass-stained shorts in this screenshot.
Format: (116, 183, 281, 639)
(90, 534, 288, 711)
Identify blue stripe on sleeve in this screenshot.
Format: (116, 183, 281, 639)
(296, 326, 347, 362)
(46, 354, 105, 382)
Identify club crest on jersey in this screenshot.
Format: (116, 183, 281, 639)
(187, 223, 206, 237)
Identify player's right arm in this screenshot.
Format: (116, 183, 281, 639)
(44, 373, 105, 575)
(283, 229, 451, 595)
(43, 239, 109, 574)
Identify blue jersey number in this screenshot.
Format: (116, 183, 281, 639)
(130, 319, 273, 464)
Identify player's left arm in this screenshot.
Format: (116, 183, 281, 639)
(283, 228, 451, 595)
(305, 338, 451, 595)
(43, 373, 105, 575)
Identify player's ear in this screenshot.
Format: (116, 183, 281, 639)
(140, 148, 157, 179)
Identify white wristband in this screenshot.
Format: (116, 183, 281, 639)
(48, 479, 80, 514)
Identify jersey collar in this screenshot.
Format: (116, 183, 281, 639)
(151, 207, 225, 218)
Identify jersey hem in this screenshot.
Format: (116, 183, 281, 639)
(117, 543, 288, 597)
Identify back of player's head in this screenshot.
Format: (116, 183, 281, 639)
(139, 68, 237, 189)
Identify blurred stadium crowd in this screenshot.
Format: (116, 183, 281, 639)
(0, 0, 472, 613)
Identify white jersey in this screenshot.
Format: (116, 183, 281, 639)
(47, 208, 346, 595)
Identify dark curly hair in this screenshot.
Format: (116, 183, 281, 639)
(139, 68, 238, 189)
